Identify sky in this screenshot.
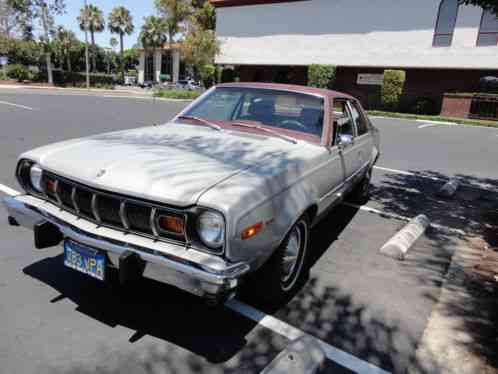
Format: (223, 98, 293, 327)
(57, 1, 155, 49)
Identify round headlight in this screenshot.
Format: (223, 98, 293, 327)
(29, 164, 43, 192)
(197, 210, 225, 249)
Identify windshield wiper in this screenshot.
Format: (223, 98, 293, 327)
(231, 122, 298, 144)
(177, 115, 222, 131)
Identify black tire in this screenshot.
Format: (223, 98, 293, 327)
(251, 215, 310, 306)
(349, 167, 372, 204)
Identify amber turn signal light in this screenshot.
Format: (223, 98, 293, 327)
(241, 222, 264, 240)
(158, 215, 185, 234)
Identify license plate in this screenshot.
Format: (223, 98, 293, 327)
(64, 240, 106, 281)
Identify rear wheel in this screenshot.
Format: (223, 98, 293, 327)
(252, 215, 310, 305)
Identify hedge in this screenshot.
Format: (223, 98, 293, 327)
(7, 64, 30, 81)
(381, 70, 406, 111)
(308, 65, 336, 89)
(153, 89, 201, 100)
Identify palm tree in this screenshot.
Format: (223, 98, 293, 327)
(155, 0, 190, 47)
(108, 6, 134, 83)
(77, 4, 105, 72)
(55, 26, 78, 72)
(140, 16, 167, 82)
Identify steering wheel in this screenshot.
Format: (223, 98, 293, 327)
(280, 119, 306, 129)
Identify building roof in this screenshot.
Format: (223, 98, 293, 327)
(217, 82, 355, 99)
(210, 0, 307, 7)
(137, 43, 183, 52)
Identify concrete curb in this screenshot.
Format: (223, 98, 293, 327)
(380, 214, 430, 260)
(437, 179, 460, 198)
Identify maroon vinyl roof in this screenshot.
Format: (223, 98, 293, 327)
(216, 82, 355, 100)
(210, 0, 308, 7)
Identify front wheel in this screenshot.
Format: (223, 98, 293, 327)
(252, 215, 310, 305)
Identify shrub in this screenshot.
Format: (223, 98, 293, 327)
(410, 97, 438, 115)
(381, 69, 406, 111)
(7, 64, 30, 81)
(200, 64, 216, 88)
(308, 65, 336, 89)
(48, 71, 116, 87)
(153, 89, 201, 100)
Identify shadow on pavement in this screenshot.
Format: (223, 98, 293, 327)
(371, 169, 498, 373)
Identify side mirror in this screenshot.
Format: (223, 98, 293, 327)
(337, 134, 354, 147)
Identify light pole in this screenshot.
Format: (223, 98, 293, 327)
(83, 0, 90, 90)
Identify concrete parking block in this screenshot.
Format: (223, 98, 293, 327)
(380, 215, 430, 260)
(437, 179, 460, 199)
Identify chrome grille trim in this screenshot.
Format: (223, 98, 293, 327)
(53, 180, 62, 207)
(71, 187, 80, 215)
(119, 202, 130, 230)
(91, 194, 101, 224)
(40, 171, 188, 246)
(150, 208, 159, 238)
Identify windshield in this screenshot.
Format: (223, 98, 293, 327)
(181, 87, 324, 137)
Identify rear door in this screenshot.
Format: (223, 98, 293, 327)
(347, 100, 373, 180)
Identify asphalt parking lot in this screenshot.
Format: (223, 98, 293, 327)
(0, 88, 497, 374)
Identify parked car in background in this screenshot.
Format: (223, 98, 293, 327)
(175, 79, 201, 91)
(3, 83, 380, 305)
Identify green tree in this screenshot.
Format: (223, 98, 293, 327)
(54, 25, 77, 72)
(190, 1, 215, 30)
(140, 16, 167, 80)
(155, 0, 190, 46)
(109, 36, 118, 50)
(7, 0, 65, 84)
(77, 3, 104, 72)
(462, 0, 498, 15)
(108, 6, 134, 83)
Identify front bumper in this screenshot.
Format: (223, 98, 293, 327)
(3, 194, 250, 300)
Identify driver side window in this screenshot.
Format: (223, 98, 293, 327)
(332, 100, 355, 144)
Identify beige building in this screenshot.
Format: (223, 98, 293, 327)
(137, 43, 184, 84)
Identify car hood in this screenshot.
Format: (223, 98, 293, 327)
(23, 123, 306, 207)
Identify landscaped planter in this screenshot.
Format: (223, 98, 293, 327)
(441, 93, 498, 120)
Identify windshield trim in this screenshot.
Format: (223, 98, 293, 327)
(173, 85, 330, 147)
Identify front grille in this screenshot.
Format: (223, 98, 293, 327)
(40, 172, 187, 244)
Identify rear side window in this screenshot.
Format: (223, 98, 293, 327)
(348, 101, 369, 135)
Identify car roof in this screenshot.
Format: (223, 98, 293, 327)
(216, 82, 355, 100)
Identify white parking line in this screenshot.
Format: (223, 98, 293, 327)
(373, 166, 444, 182)
(342, 202, 466, 235)
(226, 299, 391, 374)
(0, 100, 35, 111)
(0, 183, 20, 196)
(374, 165, 497, 193)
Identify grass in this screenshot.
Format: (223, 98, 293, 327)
(367, 110, 498, 128)
(153, 89, 201, 100)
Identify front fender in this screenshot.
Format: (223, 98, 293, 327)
(230, 179, 319, 269)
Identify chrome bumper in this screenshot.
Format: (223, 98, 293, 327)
(3, 194, 250, 299)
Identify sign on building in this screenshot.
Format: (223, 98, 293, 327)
(357, 73, 384, 85)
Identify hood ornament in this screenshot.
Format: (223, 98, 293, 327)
(96, 169, 106, 178)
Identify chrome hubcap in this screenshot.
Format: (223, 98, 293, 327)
(282, 225, 302, 283)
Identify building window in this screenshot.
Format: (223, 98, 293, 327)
(477, 10, 498, 46)
(433, 0, 459, 47)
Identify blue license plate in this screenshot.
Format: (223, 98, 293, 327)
(64, 240, 106, 281)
